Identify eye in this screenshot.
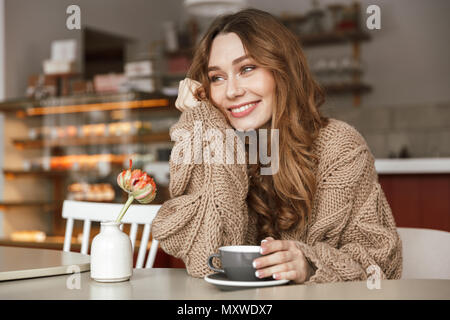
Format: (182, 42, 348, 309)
(241, 65, 256, 74)
(209, 75, 224, 83)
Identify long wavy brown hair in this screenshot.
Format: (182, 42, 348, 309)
(187, 8, 328, 241)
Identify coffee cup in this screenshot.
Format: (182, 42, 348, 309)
(207, 245, 267, 281)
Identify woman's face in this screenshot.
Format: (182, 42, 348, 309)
(207, 32, 275, 131)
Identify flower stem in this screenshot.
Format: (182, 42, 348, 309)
(115, 194, 135, 223)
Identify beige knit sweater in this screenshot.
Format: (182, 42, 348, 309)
(151, 101, 403, 283)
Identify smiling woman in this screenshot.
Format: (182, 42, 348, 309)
(151, 8, 402, 284)
(186, 9, 329, 247)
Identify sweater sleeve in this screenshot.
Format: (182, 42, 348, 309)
(296, 124, 402, 283)
(151, 101, 249, 278)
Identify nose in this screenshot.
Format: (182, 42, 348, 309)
(226, 76, 245, 99)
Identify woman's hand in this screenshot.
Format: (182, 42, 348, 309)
(252, 237, 315, 284)
(175, 78, 206, 112)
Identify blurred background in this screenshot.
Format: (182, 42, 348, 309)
(0, 0, 448, 266)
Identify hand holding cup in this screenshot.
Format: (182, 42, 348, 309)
(252, 237, 315, 284)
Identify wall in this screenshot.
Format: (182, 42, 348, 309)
(247, 0, 450, 109)
(323, 101, 450, 158)
(182, 0, 450, 158)
(4, 0, 185, 98)
(248, 0, 450, 158)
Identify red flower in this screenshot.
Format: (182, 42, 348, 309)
(117, 160, 157, 203)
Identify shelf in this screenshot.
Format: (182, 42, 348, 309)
(300, 30, 371, 47)
(26, 98, 171, 116)
(3, 169, 68, 178)
(12, 132, 171, 149)
(0, 201, 63, 210)
(0, 92, 178, 116)
(323, 82, 372, 94)
(3, 169, 122, 178)
(161, 30, 372, 56)
(164, 47, 194, 57)
(162, 73, 188, 79)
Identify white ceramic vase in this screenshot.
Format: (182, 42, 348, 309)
(90, 221, 133, 282)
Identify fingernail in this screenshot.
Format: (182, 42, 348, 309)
(260, 247, 264, 254)
(252, 260, 257, 268)
(261, 239, 268, 244)
(273, 274, 278, 280)
(255, 271, 260, 278)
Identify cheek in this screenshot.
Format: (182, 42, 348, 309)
(258, 84, 275, 124)
(262, 77, 276, 98)
(257, 80, 275, 112)
(252, 71, 276, 100)
(209, 87, 224, 109)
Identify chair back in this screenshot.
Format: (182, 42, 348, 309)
(62, 200, 160, 268)
(397, 227, 450, 279)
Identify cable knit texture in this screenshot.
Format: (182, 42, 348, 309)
(151, 101, 403, 283)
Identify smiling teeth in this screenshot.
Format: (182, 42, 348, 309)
(231, 102, 257, 113)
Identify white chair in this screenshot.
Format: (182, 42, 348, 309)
(397, 227, 450, 279)
(62, 200, 161, 269)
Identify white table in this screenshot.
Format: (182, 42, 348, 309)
(0, 268, 449, 300)
(0, 246, 90, 281)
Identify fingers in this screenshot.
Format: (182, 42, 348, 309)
(273, 270, 300, 281)
(253, 239, 310, 283)
(254, 260, 296, 280)
(186, 78, 202, 89)
(254, 250, 293, 269)
(175, 78, 204, 112)
(175, 81, 184, 111)
(260, 239, 292, 255)
(175, 80, 186, 111)
(253, 250, 308, 282)
(187, 78, 202, 96)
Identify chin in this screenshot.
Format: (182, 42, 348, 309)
(231, 119, 270, 132)
(231, 122, 257, 132)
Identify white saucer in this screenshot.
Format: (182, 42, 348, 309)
(205, 273, 289, 291)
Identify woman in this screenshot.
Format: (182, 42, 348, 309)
(152, 8, 402, 284)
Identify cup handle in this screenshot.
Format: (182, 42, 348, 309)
(207, 253, 225, 274)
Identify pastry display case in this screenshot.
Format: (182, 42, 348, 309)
(0, 91, 179, 248)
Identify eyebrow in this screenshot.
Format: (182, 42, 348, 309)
(207, 55, 250, 72)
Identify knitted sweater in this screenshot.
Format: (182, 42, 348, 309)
(151, 101, 403, 283)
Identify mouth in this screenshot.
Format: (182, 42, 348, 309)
(228, 100, 261, 118)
